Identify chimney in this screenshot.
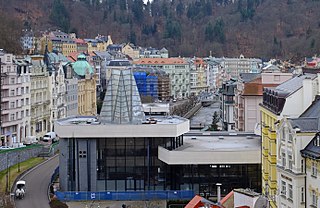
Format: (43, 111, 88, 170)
(303, 77, 313, 110)
(216, 183, 222, 203)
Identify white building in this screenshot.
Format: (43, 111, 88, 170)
(29, 55, 51, 139)
(0, 51, 31, 146)
(50, 63, 67, 131)
(277, 117, 315, 208)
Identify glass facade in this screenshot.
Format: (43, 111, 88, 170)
(96, 137, 183, 191)
(95, 137, 261, 196)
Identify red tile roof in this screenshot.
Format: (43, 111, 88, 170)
(134, 58, 187, 65)
(242, 77, 278, 96)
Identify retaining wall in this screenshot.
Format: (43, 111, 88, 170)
(0, 146, 43, 172)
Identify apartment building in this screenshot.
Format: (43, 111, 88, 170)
(234, 72, 292, 132)
(72, 54, 97, 116)
(260, 74, 319, 208)
(189, 58, 209, 96)
(301, 133, 320, 208)
(133, 58, 190, 99)
(0, 51, 31, 146)
(29, 55, 51, 138)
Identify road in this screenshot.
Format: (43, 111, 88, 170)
(189, 102, 220, 128)
(15, 155, 59, 208)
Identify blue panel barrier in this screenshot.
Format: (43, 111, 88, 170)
(55, 190, 195, 201)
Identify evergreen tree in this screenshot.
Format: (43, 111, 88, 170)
(205, 22, 214, 42)
(50, 0, 70, 32)
(213, 18, 225, 43)
(132, 0, 144, 23)
(164, 19, 181, 40)
(119, 0, 126, 10)
(176, 0, 184, 16)
(210, 111, 220, 131)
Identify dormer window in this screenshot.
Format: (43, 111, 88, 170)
(314, 135, 320, 147)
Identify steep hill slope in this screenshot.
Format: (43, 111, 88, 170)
(1, 0, 320, 60)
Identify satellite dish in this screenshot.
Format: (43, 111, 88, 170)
(254, 196, 268, 208)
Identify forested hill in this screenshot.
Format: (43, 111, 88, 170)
(1, 0, 320, 60)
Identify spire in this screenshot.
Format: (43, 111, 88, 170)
(100, 68, 145, 124)
(43, 42, 50, 68)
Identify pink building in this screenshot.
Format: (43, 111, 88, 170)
(234, 72, 292, 132)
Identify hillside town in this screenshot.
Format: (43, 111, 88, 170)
(1, 30, 320, 208)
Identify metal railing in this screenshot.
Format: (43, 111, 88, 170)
(55, 190, 194, 201)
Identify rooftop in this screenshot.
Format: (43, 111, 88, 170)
(134, 58, 187, 65)
(179, 134, 260, 152)
(158, 132, 261, 165)
(275, 73, 316, 96)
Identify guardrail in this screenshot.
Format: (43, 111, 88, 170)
(55, 190, 194, 201)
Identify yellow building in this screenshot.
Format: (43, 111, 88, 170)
(260, 74, 319, 207)
(72, 54, 97, 116)
(62, 41, 77, 56)
(39, 36, 53, 54)
(86, 35, 113, 53)
(260, 106, 278, 208)
(122, 43, 140, 60)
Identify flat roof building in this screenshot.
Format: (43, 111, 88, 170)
(55, 67, 261, 201)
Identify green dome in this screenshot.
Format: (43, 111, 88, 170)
(72, 54, 94, 76)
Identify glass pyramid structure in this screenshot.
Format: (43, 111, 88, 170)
(100, 68, 145, 124)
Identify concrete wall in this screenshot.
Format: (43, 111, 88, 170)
(245, 96, 262, 132)
(0, 146, 43, 172)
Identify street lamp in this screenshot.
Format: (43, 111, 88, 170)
(5, 153, 10, 193)
(18, 152, 20, 172)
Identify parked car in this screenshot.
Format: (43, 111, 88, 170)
(0, 146, 13, 150)
(23, 136, 38, 145)
(42, 132, 57, 142)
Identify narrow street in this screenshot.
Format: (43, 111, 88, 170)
(15, 155, 59, 208)
(189, 102, 220, 129)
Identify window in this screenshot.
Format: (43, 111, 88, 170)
(281, 180, 286, 195)
(301, 187, 304, 203)
(301, 159, 304, 173)
(274, 75, 280, 81)
(26, 87, 29, 93)
(288, 154, 293, 169)
(312, 190, 317, 206)
(312, 161, 317, 177)
(26, 110, 29, 116)
(288, 133, 293, 143)
(282, 152, 286, 167)
(10, 102, 14, 108)
(10, 78, 15, 84)
(315, 135, 320, 147)
(281, 128, 286, 141)
(26, 98, 29, 105)
(21, 111, 24, 118)
(288, 184, 293, 200)
(10, 114, 15, 121)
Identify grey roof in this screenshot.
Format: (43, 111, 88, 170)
(289, 118, 320, 132)
(93, 51, 112, 60)
(239, 73, 261, 83)
(300, 95, 320, 118)
(288, 95, 320, 132)
(301, 133, 320, 159)
(275, 73, 317, 95)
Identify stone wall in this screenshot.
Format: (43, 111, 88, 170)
(0, 146, 43, 172)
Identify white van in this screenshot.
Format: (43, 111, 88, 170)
(43, 132, 57, 142)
